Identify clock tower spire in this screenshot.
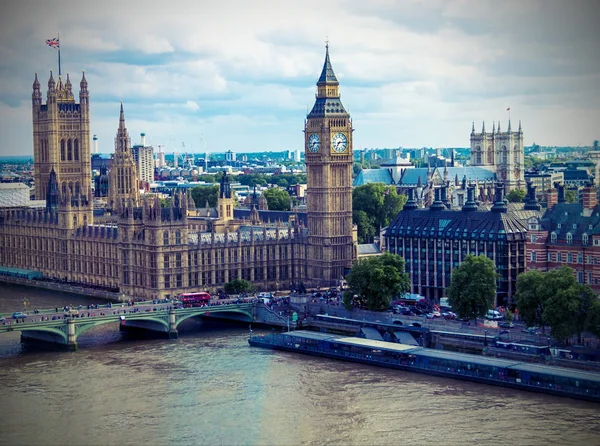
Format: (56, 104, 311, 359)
(304, 44, 356, 286)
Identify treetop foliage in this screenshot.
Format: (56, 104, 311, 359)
(446, 254, 499, 320)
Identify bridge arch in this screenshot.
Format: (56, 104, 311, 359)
(21, 327, 68, 345)
(174, 307, 253, 329)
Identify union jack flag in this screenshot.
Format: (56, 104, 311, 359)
(46, 37, 60, 49)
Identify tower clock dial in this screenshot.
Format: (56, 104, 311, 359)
(308, 133, 320, 153)
(331, 132, 348, 153)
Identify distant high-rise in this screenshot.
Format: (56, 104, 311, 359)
(131, 132, 154, 185)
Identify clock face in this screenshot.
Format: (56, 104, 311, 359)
(331, 132, 348, 153)
(308, 133, 320, 153)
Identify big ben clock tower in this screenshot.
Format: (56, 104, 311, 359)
(304, 43, 356, 286)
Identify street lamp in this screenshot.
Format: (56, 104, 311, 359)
(287, 316, 290, 332)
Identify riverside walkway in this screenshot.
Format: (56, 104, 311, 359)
(1, 300, 254, 350)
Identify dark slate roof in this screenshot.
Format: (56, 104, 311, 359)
(386, 207, 528, 241)
(317, 46, 338, 84)
(353, 169, 393, 186)
(540, 203, 600, 240)
(563, 169, 589, 180)
(234, 208, 307, 226)
(398, 167, 496, 186)
(308, 97, 347, 117)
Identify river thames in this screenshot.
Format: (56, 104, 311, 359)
(0, 283, 599, 446)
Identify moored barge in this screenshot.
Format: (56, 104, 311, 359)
(249, 330, 600, 403)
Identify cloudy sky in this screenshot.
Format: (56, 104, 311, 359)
(0, 0, 599, 157)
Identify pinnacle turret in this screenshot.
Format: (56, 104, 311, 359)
(119, 102, 126, 130)
(482, 121, 485, 133)
(317, 43, 339, 85)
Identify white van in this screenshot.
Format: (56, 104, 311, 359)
(486, 310, 502, 321)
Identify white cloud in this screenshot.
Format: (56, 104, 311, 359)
(0, 0, 599, 157)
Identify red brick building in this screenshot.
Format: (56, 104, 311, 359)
(526, 182, 600, 291)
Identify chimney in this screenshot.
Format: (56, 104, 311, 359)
(404, 188, 418, 211)
(93, 134, 98, 154)
(582, 183, 598, 210)
(462, 186, 477, 212)
(491, 183, 508, 213)
(140, 132, 146, 147)
(546, 188, 558, 210)
(430, 188, 445, 211)
(557, 183, 566, 203)
(524, 181, 541, 211)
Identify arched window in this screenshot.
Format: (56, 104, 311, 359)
(61, 182, 67, 196)
(475, 146, 481, 164)
(531, 251, 537, 262)
(513, 145, 519, 163)
(61, 139, 66, 161)
(73, 215, 77, 226)
(75, 182, 80, 196)
(74, 139, 79, 161)
(551, 232, 557, 243)
(163, 231, 169, 245)
(67, 139, 72, 161)
(502, 146, 507, 164)
(567, 233, 573, 244)
(583, 234, 589, 245)
(175, 230, 181, 245)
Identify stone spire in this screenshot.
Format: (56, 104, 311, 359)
(492, 121, 495, 134)
(317, 42, 339, 85)
(518, 120, 522, 134)
(471, 122, 475, 134)
(481, 121, 485, 133)
(507, 119, 512, 132)
(32, 73, 42, 105)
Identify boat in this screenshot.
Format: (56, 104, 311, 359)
(249, 330, 600, 403)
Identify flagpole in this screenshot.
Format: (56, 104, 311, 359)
(58, 33, 61, 76)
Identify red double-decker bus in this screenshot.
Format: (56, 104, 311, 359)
(178, 292, 211, 307)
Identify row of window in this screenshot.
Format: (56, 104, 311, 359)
(530, 251, 599, 265)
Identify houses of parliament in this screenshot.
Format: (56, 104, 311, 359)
(0, 46, 358, 300)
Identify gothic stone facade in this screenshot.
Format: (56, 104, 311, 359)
(0, 48, 356, 300)
(470, 121, 525, 193)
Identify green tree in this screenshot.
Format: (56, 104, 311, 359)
(343, 252, 410, 311)
(515, 270, 547, 329)
(191, 185, 219, 208)
(507, 189, 526, 203)
(196, 174, 217, 183)
(505, 309, 514, 323)
(262, 187, 291, 211)
(586, 300, 600, 338)
(352, 184, 406, 243)
(544, 281, 596, 344)
(224, 279, 255, 294)
(353, 210, 377, 244)
(446, 255, 499, 320)
(565, 189, 578, 204)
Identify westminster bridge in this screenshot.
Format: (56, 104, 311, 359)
(0, 300, 293, 350)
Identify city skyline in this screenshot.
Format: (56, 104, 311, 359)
(0, 0, 599, 157)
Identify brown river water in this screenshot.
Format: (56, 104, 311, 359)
(0, 283, 598, 446)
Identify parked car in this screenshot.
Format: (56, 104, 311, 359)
(522, 326, 540, 335)
(442, 312, 457, 320)
(499, 322, 515, 329)
(12, 312, 28, 319)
